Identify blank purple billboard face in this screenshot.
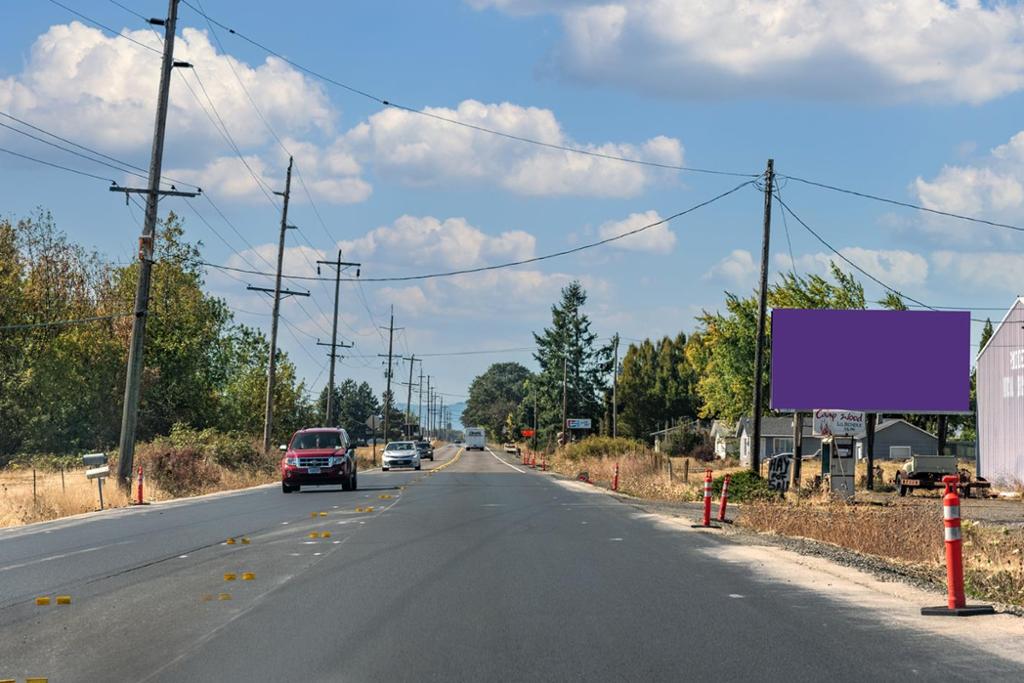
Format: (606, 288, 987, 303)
(770, 309, 971, 413)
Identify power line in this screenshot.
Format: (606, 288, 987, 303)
(0, 145, 115, 183)
(178, 0, 759, 179)
(46, 0, 163, 55)
(780, 174, 1024, 234)
(0, 311, 132, 332)
(198, 179, 755, 283)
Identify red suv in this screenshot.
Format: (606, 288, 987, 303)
(280, 427, 357, 493)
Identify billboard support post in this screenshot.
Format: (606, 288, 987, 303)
(750, 158, 774, 476)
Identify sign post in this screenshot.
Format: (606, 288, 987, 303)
(83, 453, 108, 510)
(564, 418, 591, 445)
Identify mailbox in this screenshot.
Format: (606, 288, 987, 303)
(83, 452, 107, 467)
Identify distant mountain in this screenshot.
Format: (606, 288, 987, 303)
(447, 401, 466, 431)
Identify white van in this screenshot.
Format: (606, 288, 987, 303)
(465, 427, 486, 451)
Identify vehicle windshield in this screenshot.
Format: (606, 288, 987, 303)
(386, 442, 414, 451)
(291, 432, 342, 450)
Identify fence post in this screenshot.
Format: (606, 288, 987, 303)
(667, 458, 674, 482)
(32, 468, 37, 504)
(683, 458, 690, 483)
(61, 466, 65, 493)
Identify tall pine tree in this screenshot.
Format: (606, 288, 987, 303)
(531, 282, 612, 443)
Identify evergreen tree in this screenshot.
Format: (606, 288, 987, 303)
(531, 282, 612, 443)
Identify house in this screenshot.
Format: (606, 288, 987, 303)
(737, 416, 936, 466)
(865, 419, 938, 460)
(737, 417, 822, 466)
(711, 420, 737, 458)
(977, 297, 1024, 484)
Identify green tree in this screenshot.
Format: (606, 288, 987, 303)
(616, 333, 697, 441)
(336, 380, 380, 441)
(462, 362, 533, 439)
(532, 282, 613, 443)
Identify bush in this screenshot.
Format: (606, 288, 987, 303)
(167, 424, 268, 471)
(564, 436, 643, 461)
(136, 441, 220, 496)
(664, 430, 704, 457)
(712, 469, 774, 502)
(690, 444, 716, 462)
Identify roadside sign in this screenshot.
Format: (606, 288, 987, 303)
(82, 452, 110, 511)
(812, 409, 866, 437)
(521, 428, 535, 437)
(565, 418, 592, 429)
(365, 415, 382, 430)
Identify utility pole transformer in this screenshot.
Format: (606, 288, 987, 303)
(316, 252, 360, 425)
(115, 0, 200, 489)
(750, 158, 774, 475)
(261, 157, 296, 453)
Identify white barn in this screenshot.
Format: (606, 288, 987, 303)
(977, 297, 1024, 485)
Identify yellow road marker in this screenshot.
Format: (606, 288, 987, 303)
(241, 537, 251, 544)
(201, 594, 215, 602)
(224, 573, 237, 581)
(379, 494, 392, 499)
(308, 531, 320, 539)
(226, 537, 236, 545)
(218, 593, 232, 601)
(34, 596, 50, 606)
(242, 572, 255, 581)
(365, 506, 374, 512)
(310, 512, 317, 518)
(322, 531, 331, 538)
(27, 679, 49, 683)
(319, 511, 327, 517)
(55, 595, 71, 605)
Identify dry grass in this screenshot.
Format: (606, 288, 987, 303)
(0, 465, 277, 528)
(738, 499, 1024, 606)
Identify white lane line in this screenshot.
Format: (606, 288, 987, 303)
(0, 539, 133, 572)
(487, 447, 525, 473)
(729, 594, 745, 599)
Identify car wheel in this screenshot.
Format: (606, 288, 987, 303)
(382, 466, 389, 472)
(293, 485, 301, 492)
(430, 455, 434, 461)
(341, 471, 352, 491)
(352, 469, 358, 491)
(282, 482, 292, 493)
(415, 464, 421, 471)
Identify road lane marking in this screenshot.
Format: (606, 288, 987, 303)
(0, 540, 132, 572)
(486, 447, 524, 472)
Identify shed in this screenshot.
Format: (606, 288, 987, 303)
(869, 419, 937, 459)
(977, 297, 1024, 484)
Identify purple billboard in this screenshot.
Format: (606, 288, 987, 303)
(770, 309, 971, 413)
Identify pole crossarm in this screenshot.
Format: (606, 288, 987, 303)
(246, 284, 309, 298)
(109, 185, 200, 198)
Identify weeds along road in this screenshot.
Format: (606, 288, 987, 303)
(1, 444, 1022, 681)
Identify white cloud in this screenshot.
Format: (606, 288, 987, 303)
(471, 0, 1024, 104)
(338, 215, 536, 270)
(597, 210, 675, 253)
(912, 131, 1024, 244)
(344, 99, 683, 198)
(776, 248, 929, 287)
(704, 249, 756, 287)
(0, 22, 333, 152)
(932, 251, 1024, 293)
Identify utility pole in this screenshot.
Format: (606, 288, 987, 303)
(114, 0, 200, 489)
(750, 158, 774, 476)
(402, 355, 421, 438)
(612, 333, 619, 439)
(260, 157, 297, 453)
(379, 306, 398, 442)
(316, 251, 360, 426)
(561, 355, 568, 444)
(418, 367, 425, 438)
(532, 390, 538, 452)
(424, 375, 431, 440)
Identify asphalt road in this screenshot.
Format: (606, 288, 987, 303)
(1, 444, 1021, 681)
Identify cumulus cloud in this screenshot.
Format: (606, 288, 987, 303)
(343, 99, 683, 198)
(596, 210, 675, 253)
(704, 249, 756, 287)
(931, 251, 1024, 293)
(470, 0, 1024, 104)
(338, 215, 536, 269)
(776, 248, 929, 287)
(912, 131, 1024, 244)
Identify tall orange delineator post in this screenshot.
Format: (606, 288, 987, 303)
(135, 465, 144, 505)
(921, 475, 993, 617)
(717, 473, 731, 522)
(702, 469, 713, 526)
(612, 463, 619, 492)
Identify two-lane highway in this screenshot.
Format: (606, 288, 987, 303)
(1, 444, 1022, 681)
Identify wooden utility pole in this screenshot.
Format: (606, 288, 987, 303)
(417, 367, 425, 438)
(865, 413, 877, 490)
(790, 412, 803, 491)
(750, 158, 774, 475)
(612, 333, 619, 438)
(260, 157, 296, 453)
(424, 375, 431, 440)
(381, 306, 396, 443)
(115, 0, 200, 488)
(561, 355, 568, 443)
(316, 252, 359, 425)
(403, 355, 421, 438)
(533, 390, 538, 452)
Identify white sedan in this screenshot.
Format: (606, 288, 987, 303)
(382, 441, 421, 471)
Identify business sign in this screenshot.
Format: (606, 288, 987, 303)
(566, 418, 592, 429)
(521, 428, 536, 437)
(771, 309, 970, 413)
(812, 409, 866, 437)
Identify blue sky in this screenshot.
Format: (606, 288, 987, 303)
(3, 0, 1024, 411)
